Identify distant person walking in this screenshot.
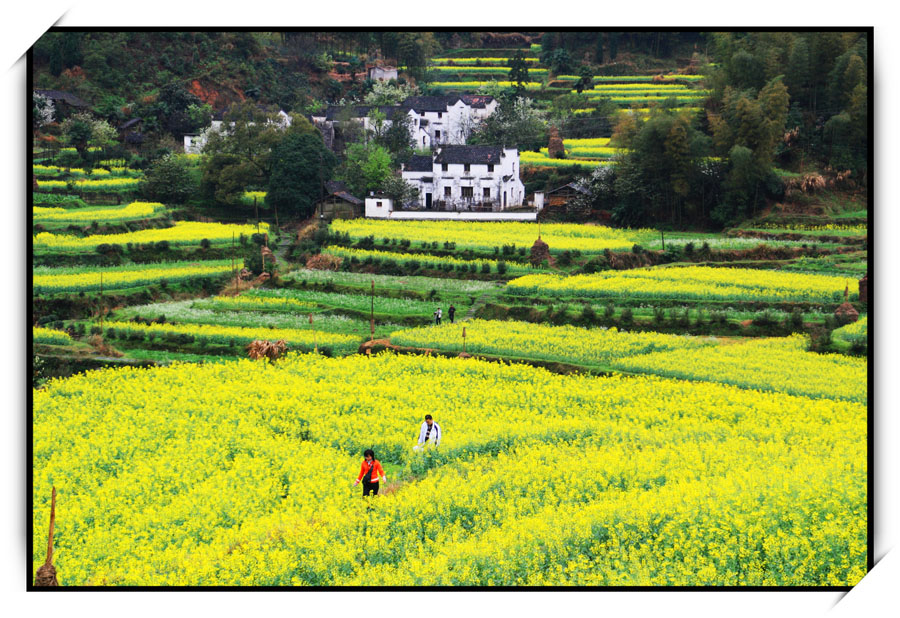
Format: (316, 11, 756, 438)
(414, 414, 442, 451)
(448, 304, 456, 323)
(354, 449, 386, 497)
(434, 307, 442, 325)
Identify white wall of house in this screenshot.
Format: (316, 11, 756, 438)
(368, 66, 398, 81)
(184, 113, 291, 154)
(365, 196, 394, 217)
(369, 210, 537, 221)
(402, 148, 526, 211)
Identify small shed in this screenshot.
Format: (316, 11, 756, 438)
(315, 181, 364, 220)
(33, 89, 88, 119)
(545, 183, 588, 208)
(368, 65, 398, 81)
(365, 192, 394, 218)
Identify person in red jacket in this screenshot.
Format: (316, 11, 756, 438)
(354, 449, 386, 497)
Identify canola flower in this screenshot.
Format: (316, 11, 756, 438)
(33, 260, 235, 294)
(750, 223, 868, 235)
(32, 201, 167, 225)
(323, 246, 530, 274)
(574, 107, 701, 115)
(832, 316, 868, 344)
(507, 265, 854, 303)
(239, 288, 453, 317)
(331, 219, 652, 255)
(519, 151, 613, 169)
(390, 319, 715, 366)
(38, 177, 143, 192)
(429, 81, 544, 90)
(34, 221, 269, 253)
(33, 352, 866, 585)
(32, 326, 72, 345)
(282, 269, 497, 294)
(197, 294, 318, 313)
(241, 191, 267, 206)
(102, 320, 360, 354)
(429, 66, 549, 76)
(431, 57, 540, 65)
(121, 300, 399, 337)
(611, 334, 867, 403)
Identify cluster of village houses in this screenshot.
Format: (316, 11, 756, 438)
(39, 65, 545, 221)
(181, 80, 536, 220)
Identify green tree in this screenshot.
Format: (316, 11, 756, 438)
(785, 37, 811, 104)
(341, 143, 393, 196)
(397, 32, 437, 81)
(508, 51, 530, 96)
(142, 154, 196, 204)
(200, 102, 286, 204)
(60, 113, 95, 157)
(372, 110, 415, 166)
(468, 96, 546, 152)
(380, 174, 419, 208)
(267, 132, 338, 218)
(575, 65, 593, 94)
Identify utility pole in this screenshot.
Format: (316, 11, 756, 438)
(660, 230, 665, 251)
(254, 196, 260, 234)
(231, 232, 236, 289)
(370, 280, 375, 343)
(309, 313, 317, 353)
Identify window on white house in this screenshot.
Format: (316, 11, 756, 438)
(462, 187, 473, 198)
(437, 112, 442, 118)
(376, 202, 382, 208)
(464, 163, 470, 173)
(487, 164, 494, 172)
(441, 163, 448, 172)
(483, 188, 490, 198)
(444, 186, 452, 197)
(435, 130, 441, 141)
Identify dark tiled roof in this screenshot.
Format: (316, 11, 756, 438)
(325, 180, 349, 194)
(459, 95, 495, 109)
(546, 182, 589, 195)
(324, 105, 401, 121)
(34, 89, 88, 107)
(400, 95, 461, 113)
(334, 191, 363, 206)
(433, 145, 504, 165)
(404, 155, 434, 172)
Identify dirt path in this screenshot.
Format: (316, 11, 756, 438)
(464, 283, 505, 321)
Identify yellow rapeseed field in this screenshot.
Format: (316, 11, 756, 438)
(33, 353, 866, 586)
(33, 260, 235, 294)
(390, 319, 715, 366)
(32, 201, 166, 224)
(508, 265, 853, 303)
(331, 219, 651, 254)
(33, 221, 269, 252)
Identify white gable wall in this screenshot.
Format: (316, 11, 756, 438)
(401, 148, 526, 210)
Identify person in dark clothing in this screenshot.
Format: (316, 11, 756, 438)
(448, 304, 456, 323)
(354, 449, 386, 497)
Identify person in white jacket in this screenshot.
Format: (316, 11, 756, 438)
(415, 414, 441, 450)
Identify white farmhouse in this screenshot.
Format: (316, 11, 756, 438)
(310, 95, 498, 151)
(401, 145, 526, 211)
(367, 65, 398, 81)
(402, 95, 498, 147)
(184, 105, 292, 154)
